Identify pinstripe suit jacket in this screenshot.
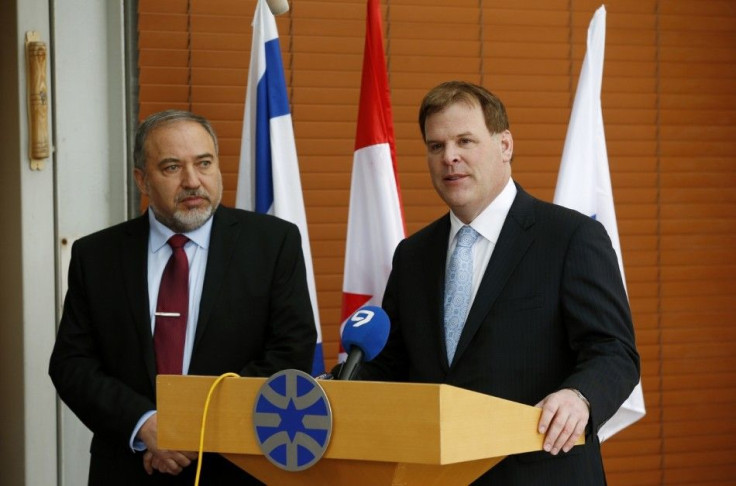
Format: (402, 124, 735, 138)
(359, 184, 640, 485)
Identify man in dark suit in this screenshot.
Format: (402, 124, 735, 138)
(49, 110, 317, 485)
(357, 81, 640, 484)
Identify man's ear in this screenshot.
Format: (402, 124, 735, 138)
(133, 168, 148, 195)
(500, 129, 514, 163)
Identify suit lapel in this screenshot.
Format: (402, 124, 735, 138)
(425, 217, 453, 372)
(452, 186, 536, 364)
(121, 213, 157, 388)
(192, 206, 239, 355)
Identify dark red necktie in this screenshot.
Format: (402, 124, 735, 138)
(154, 234, 189, 375)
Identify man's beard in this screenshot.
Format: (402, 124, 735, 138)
(148, 177, 222, 233)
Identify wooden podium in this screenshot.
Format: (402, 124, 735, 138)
(157, 375, 552, 485)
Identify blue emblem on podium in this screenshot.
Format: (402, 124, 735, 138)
(253, 369, 333, 471)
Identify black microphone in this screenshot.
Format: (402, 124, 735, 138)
(337, 306, 390, 380)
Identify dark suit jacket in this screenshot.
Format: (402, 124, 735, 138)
(359, 184, 640, 485)
(49, 206, 317, 486)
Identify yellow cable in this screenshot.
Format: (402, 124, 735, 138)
(194, 372, 240, 486)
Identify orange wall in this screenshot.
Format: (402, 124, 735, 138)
(138, 1, 736, 483)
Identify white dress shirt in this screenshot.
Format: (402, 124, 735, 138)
(446, 177, 517, 318)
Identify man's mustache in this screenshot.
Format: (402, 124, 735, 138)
(175, 189, 211, 204)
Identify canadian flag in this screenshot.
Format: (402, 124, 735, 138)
(339, 0, 405, 360)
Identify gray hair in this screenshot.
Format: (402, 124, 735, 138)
(133, 110, 219, 170)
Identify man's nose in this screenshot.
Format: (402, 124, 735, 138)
(181, 165, 200, 188)
(442, 144, 459, 165)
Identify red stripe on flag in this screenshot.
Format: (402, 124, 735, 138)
(356, 0, 397, 168)
(355, 0, 394, 153)
(340, 292, 373, 324)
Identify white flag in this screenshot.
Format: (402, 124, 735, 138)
(236, 0, 324, 375)
(339, 0, 406, 361)
(554, 5, 646, 441)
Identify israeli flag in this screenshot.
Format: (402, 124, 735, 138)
(236, 0, 324, 375)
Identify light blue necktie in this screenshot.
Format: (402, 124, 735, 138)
(444, 225, 480, 364)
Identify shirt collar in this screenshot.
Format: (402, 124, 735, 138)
(449, 177, 517, 245)
(148, 209, 214, 253)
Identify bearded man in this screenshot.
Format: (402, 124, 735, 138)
(49, 110, 316, 486)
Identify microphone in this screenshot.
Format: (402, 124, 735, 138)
(337, 306, 390, 380)
(266, 0, 290, 16)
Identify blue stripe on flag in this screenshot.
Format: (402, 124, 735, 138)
(312, 343, 324, 377)
(254, 79, 272, 213)
(254, 38, 290, 213)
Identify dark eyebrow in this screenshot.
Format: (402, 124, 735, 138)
(156, 153, 214, 167)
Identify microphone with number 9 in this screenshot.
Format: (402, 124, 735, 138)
(337, 305, 390, 380)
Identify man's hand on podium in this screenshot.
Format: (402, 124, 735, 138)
(138, 413, 198, 475)
(535, 388, 590, 456)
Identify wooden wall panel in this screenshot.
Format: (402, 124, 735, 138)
(657, 2, 736, 483)
(138, 1, 736, 483)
